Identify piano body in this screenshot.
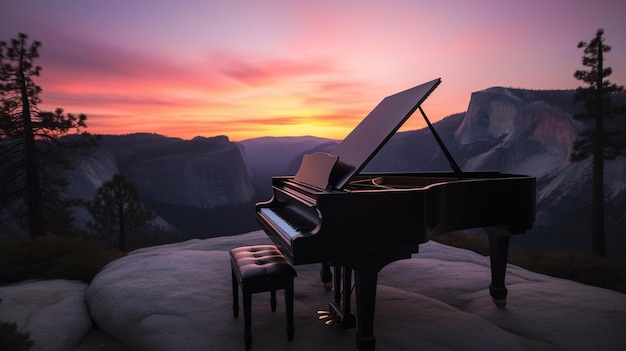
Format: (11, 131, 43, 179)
(256, 78, 536, 351)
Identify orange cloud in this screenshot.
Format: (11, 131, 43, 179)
(34, 43, 391, 141)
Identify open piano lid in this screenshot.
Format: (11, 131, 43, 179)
(325, 78, 442, 190)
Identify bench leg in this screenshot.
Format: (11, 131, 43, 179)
(285, 279, 294, 341)
(232, 269, 239, 318)
(270, 290, 277, 312)
(244, 291, 252, 349)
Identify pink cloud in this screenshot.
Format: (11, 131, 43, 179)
(5, 0, 624, 141)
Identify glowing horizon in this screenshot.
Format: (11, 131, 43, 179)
(2, 1, 625, 141)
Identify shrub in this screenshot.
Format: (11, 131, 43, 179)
(434, 231, 490, 255)
(0, 236, 125, 284)
(0, 321, 33, 351)
(510, 251, 626, 293)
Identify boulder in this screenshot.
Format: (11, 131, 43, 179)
(85, 231, 626, 350)
(0, 280, 91, 351)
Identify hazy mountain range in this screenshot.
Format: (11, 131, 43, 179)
(58, 87, 626, 263)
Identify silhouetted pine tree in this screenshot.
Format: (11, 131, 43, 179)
(88, 174, 155, 251)
(0, 33, 94, 238)
(571, 29, 626, 256)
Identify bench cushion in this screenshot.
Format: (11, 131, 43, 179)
(230, 245, 296, 286)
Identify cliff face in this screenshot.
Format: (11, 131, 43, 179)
(60, 134, 255, 237)
(96, 134, 255, 208)
(455, 88, 625, 213)
(455, 88, 577, 179)
(365, 88, 626, 262)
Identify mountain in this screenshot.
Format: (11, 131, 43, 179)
(99, 134, 254, 208)
(61, 133, 257, 240)
(55, 88, 625, 263)
(238, 135, 337, 176)
(237, 136, 337, 199)
(365, 88, 626, 263)
(56, 134, 334, 241)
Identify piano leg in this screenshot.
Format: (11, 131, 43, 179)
(321, 262, 333, 290)
(354, 267, 378, 351)
(487, 227, 511, 308)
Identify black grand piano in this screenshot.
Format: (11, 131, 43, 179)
(256, 78, 536, 351)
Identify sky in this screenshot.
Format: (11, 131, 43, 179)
(2, 0, 626, 141)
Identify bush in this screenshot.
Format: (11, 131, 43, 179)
(0, 321, 33, 351)
(0, 236, 125, 285)
(510, 251, 626, 293)
(433, 231, 490, 255)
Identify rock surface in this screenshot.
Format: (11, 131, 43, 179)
(0, 280, 92, 351)
(2, 230, 626, 351)
(86, 231, 626, 351)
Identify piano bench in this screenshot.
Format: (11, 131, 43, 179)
(230, 245, 297, 349)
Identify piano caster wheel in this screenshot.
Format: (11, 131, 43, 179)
(317, 310, 339, 326)
(323, 282, 333, 291)
(492, 298, 507, 309)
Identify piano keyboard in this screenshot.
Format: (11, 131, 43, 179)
(259, 208, 301, 238)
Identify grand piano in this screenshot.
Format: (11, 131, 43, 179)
(256, 78, 536, 351)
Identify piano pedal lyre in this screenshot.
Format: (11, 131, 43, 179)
(321, 263, 333, 291)
(316, 310, 339, 326)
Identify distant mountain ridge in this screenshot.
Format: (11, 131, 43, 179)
(103, 134, 254, 208)
(56, 88, 625, 263)
(237, 135, 337, 199)
(60, 133, 257, 239)
(65, 133, 254, 209)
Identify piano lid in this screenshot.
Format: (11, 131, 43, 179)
(328, 78, 441, 190)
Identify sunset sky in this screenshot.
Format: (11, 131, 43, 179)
(2, 0, 625, 141)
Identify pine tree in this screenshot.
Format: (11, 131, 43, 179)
(0, 33, 92, 238)
(571, 29, 626, 256)
(88, 174, 155, 251)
